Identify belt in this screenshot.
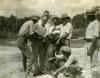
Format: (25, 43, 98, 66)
(85, 38, 95, 42)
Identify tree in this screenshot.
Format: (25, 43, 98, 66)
(72, 14, 89, 29)
(0, 16, 6, 32)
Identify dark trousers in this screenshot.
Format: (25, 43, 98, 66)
(45, 43, 57, 70)
(31, 40, 46, 69)
(17, 36, 34, 75)
(22, 53, 27, 71)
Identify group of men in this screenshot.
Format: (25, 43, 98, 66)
(17, 9, 100, 78)
(17, 10, 73, 77)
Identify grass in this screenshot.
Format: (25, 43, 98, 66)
(0, 38, 99, 78)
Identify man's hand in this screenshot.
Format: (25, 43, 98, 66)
(56, 39, 60, 45)
(52, 70, 59, 77)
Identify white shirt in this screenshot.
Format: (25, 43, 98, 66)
(38, 20, 51, 35)
(85, 19, 100, 39)
(49, 25, 61, 34)
(34, 23, 47, 37)
(59, 22, 73, 39)
(18, 20, 34, 36)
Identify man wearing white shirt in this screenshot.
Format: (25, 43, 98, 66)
(56, 14, 73, 53)
(85, 9, 100, 68)
(31, 16, 48, 74)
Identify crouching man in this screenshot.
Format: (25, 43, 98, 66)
(53, 49, 92, 78)
(48, 46, 71, 73)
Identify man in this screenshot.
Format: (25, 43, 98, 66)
(31, 16, 48, 75)
(38, 10, 51, 34)
(17, 18, 38, 76)
(53, 49, 92, 78)
(56, 13, 73, 54)
(47, 14, 73, 72)
(85, 9, 100, 68)
(43, 10, 50, 19)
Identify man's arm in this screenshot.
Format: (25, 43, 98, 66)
(53, 55, 74, 75)
(29, 21, 35, 35)
(56, 33, 68, 44)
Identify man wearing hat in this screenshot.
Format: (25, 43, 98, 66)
(17, 17, 38, 76)
(56, 13, 73, 55)
(84, 9, 100, 68)
(53, 47, 81, 73)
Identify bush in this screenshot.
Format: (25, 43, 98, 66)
(0, 32, 7, 38)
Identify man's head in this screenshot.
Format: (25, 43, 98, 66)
(61, 13, 70, 25)
(41, 16, 48, 26)
(51, 16, 60, 26)
(57, 69, 74, 78)
(32, 17, 38, 24)
(86, 9, 96, 21)
(44, 10, 49, 16)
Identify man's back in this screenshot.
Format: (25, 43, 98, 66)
(18, 20, 34, 36)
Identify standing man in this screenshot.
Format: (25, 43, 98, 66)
(31, 16, 48, 74)
(17, 18, 38, 76)
(37, 11, 52, 64)
(85, 9, 100, 68)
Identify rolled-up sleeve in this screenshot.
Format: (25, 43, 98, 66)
(29, 21, 34, 35)
(65, 23, 73, 34)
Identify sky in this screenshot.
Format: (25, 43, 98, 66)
(0, 0, 100, 17)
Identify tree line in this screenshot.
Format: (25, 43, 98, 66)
(0, 13, 100, 38)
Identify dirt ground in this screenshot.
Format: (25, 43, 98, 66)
(0, 39, 100, 78)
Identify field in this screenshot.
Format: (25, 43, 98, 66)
(0, 38, 100, 78)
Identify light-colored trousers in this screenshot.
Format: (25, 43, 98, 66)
(17, 36, 34, 74)
(85, 41, 100, 67)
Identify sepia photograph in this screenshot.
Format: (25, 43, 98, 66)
(0, 0, 100, 78)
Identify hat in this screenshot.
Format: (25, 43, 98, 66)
(61, 13, 69, 18)
(86, 9, 96, 15)
(51, 15, 59, 21)
(30, 16, 38, 20)
(60, 46, 71, 53)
